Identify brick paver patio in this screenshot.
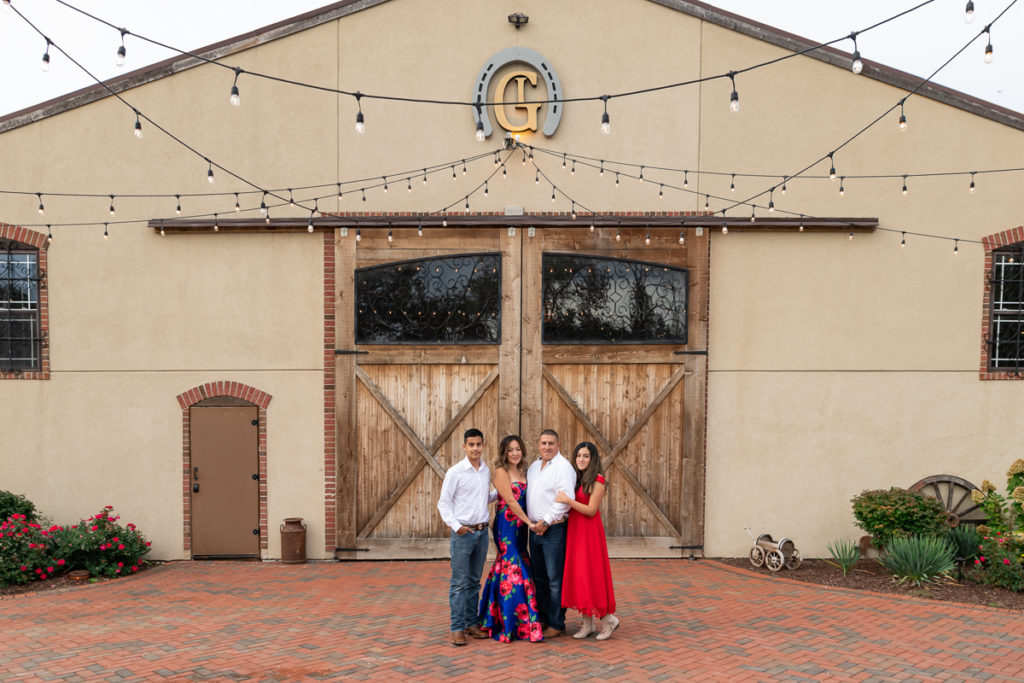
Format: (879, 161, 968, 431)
(3, 559, 1024, 681)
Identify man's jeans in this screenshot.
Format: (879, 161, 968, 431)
(529, 521, 567, 631)
(449, 527, 488, 631)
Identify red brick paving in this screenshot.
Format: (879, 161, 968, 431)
(3, 560, 1024, 681)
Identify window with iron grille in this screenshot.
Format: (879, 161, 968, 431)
(355, 253, 501, 344)
(989, 243, 1024, 372)
(542, 253, 688, 344)
(0, 239, 43, 372)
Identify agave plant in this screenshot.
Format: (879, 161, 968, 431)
(825, 538, 860, 577)
(878, 535, 955, 587)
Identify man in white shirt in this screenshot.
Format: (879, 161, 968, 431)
(436, 428, 491, 646)
(526, 428, 577, 638)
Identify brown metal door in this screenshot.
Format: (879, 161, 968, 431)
(190, 406, 259, 557)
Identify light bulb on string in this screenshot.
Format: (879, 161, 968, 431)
(36, 193, 45, 215)
(337, 184, 343, 202)
(901, 232, 906, 248)
(104, 223, 109, 240)
(839, 177, 845, 197)
(354, 92, 365, 133)
(902, 175, 908, 196)
(417, 220, 423, 237)
(799, 218, 805, 232)
(265, 209, 270, 224)
(750, 205, 756, 222)
(451, 166, 457, 180)
(639, 166, 645, 183)
(965, 0, 975, 23)
(521, 150, 527, 166)
(898, 99, 907, 131)
(259, 192, 267, 215)
(407, 178, 412, 193)
(659, 184, 664, 199)
(781, 179, 787, 195)
(474, 101, 485, 142)
(954, 239, 960, 254)
(679, 230, 685, 245)
(41, 39, 51, 71)
(571, 160, 575, 176)
(115, 29, 127, 67)
(768, 188, 775, 213)
(160, 222, 165, 237)
(984, 26, 993, 62)
(422, 170, 428, 185)
(213, 213, 219, 232)
(502, 166, 507, 179)
(230, 67, 242, 106)
(535, 171, 540, 185)
(728, 72, 739, 112)
(969, 172, 977, 194)
(615, 173, 620, 188)
(551, 187, 556, 203)
(484, 181, 489, 198)
(645, 230, 651, 246)
(849, 33, 863, 74)
(234, 193, 241, 212)
(704, 195, 710, 210)
(206, 161, 215, 184)
(590, 222, 595, 232)
(848, 230, 854, 240)
(387, 225, 393, 243)
(382, 177, 388, 194)
(361, 189, 367, 203)
(615, 229, 621, 242)
(462, 160, 467, 175)
(600, 95, 611, 134)
(599, 161, 604, 176)
(176, 194, 182, 215)
(133, 111, 143, 139)
(47, 225, 53, 243)
(730, 174, 735, 192)
(308, 201, 318, 233)
(465, 196, 470, 211)
(683, 170, 689, 188)
(722, 221, 728, 235)
(288, 189, 296, 206)
(109, 194, 116, 216)
(355, 227, 361, 242)
(571, 202, 577, 220)
(442, 213, 448, 227)
(828, 153, 837, 180)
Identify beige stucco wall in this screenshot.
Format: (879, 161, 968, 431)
(1, 0, 1022, 559)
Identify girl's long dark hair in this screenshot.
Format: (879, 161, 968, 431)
(495, 434, 528, 472)
(572, 441, 604, 495)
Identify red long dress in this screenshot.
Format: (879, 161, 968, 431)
(561, 474, 616, 618)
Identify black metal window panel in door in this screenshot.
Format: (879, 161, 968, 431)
(542, 253, 688, 344)
(0, 239, 42, 371)
(990, 244, 1024, 371)
(355, 253, 501, 344)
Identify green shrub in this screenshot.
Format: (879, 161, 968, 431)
(851, 488, 948, 548)
(0, 514, 62, 587)
(945, 524, 981, 562)
(826, 538, 860, 577)
(49, 506, 151, 578)
(878, 535, 955, 586)
(0, 491, 38, 524)
(974, 531, 1024, 592)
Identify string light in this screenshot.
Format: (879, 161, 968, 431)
(645, 230, 651, 245)
(387, 226, 393, 243)
(175, 194, 182, 215)
(898, 99, 907, 131)
(103, 223, 109, 240)
(590, 222, 595, 232)
(730, 174, 736, 192)
(969, 172, 976, 194)
(728, 72, 739, 112)
(382, 177, 388, 193)
(442, 213, 448, 227)
(902, 175, 908, 196)
(115, 29, 127, 67)
(259, 192, 267, 215)
(901, 232, 906, 248)
(417, 220, 423, 237)
(571, 160, 575, 176)
(984, 25, 994, 63)
(230, 67, 242, 106)
(47, 225, 53, 243)
(465, 196, 470, 210)
(264, 208, 270, 224)
(615, 229, 621, 242)
(234, 193, 241, 212)
(750, 205, 756, 222)
(213, 213, 219, 232)
(562, 154, 567, 170)
(109, 194, 116, 216)
(361, 189, 366, 202)
(849, 229, 854, 240)
(483, 181, 488, 198)
(206, 160, 215, 184)
(160, 222, 165, 237)
(722, 220, 728, 235)
(288, 189, 296, 206)
(551, 187, 556, 203)
(354, 92, 365, 133)
(571, 201, 577, 219)
(767, 188, 774, 213)
(965, 0, 975, 23)
(600, 95, 611, 134)
(308, 202, 317, 233)
(839, 177, 845, 197)
(41, 38, 51, 71)
(462, 161, 467, 175)
(639, 166, 645, 183)
(704, 195, 710, 209)
(799, 219, 804, 232)
(535, 170, 540, 184)
(451, 165, 457, 180)
(337, 183, 343, 202)
(679, 230, 685, 245)
(954, 239, 959, 255)
(474, 102, 485, 142)
(355, 227, 361, 242)
(407, 177, 412, 193)
(133, 110, 143, 138)
(683, 171, 689, 188)
(599, 160, 604, 176)
(849, 32, 863, 74)
(781, 180, 787, 195)
(502, 166, 507, 179)
(422, 169, 428, 185)
(828, 153, 837, 181)
(659, 184, 664, 199)
(615, 173, 620, 188)
(36, 193, 45, 215)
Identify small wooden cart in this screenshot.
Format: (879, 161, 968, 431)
(748, 532, 802, 571)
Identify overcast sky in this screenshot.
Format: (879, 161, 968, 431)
(0, 0, 1020, 117)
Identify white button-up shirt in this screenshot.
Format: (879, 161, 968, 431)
(526, 452, 577, 525)
(437, 456, 491, 532)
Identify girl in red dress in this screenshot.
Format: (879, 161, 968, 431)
(555, 441, 619, 640)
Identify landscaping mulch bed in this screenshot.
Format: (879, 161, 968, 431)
(715, 557, 1024, 611)
(0, 563, 158, 598)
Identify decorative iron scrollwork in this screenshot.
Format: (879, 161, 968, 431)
(356, 253, 501, 344)
(542, 253, 688, 344)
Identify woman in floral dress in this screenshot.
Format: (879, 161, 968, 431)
(477, 435, 544, 642)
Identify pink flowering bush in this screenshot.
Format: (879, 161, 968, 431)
(0, 514, 63, 586)
(970, 460, 1024, 592)
(975, 532, 1024, 592)
(48, 506, 151, 579)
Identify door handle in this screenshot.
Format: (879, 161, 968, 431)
(192, 483, 200, 493)
(193, 466, 199, 480)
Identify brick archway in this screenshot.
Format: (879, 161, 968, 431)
(177, 382, 272, 557)
(0, 223, 50, 380)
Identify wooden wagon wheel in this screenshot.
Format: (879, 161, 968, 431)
(749, 545, 766, 567)
(765, 550, 785, 572)
(909, 474, 986, 527)
(785, 549, 802, 570)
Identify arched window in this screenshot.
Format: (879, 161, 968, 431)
(0, 238, 43, 372)
(355, 253, 501, 344)
(542, 253, 688, 344)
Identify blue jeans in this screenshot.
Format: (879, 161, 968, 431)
(448, 528, 488, 631)
(529, 521, 567, 631)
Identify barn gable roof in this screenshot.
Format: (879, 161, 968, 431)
(2, 0, 1022, 133)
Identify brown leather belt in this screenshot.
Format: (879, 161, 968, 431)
(466, 522, 488, 531)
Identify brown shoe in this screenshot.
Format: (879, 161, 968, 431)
(541, 626, 564, 639)
(465, 625, 488, 639)
(450, 630, 467, 646)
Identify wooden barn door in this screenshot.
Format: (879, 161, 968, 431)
(335, 223, 707, 559)
(520, 226, 708, 557)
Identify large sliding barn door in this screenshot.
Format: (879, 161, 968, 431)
(336, 223, 707, 559)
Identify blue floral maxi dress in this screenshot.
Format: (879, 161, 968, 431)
(477, 480, 544, 642)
